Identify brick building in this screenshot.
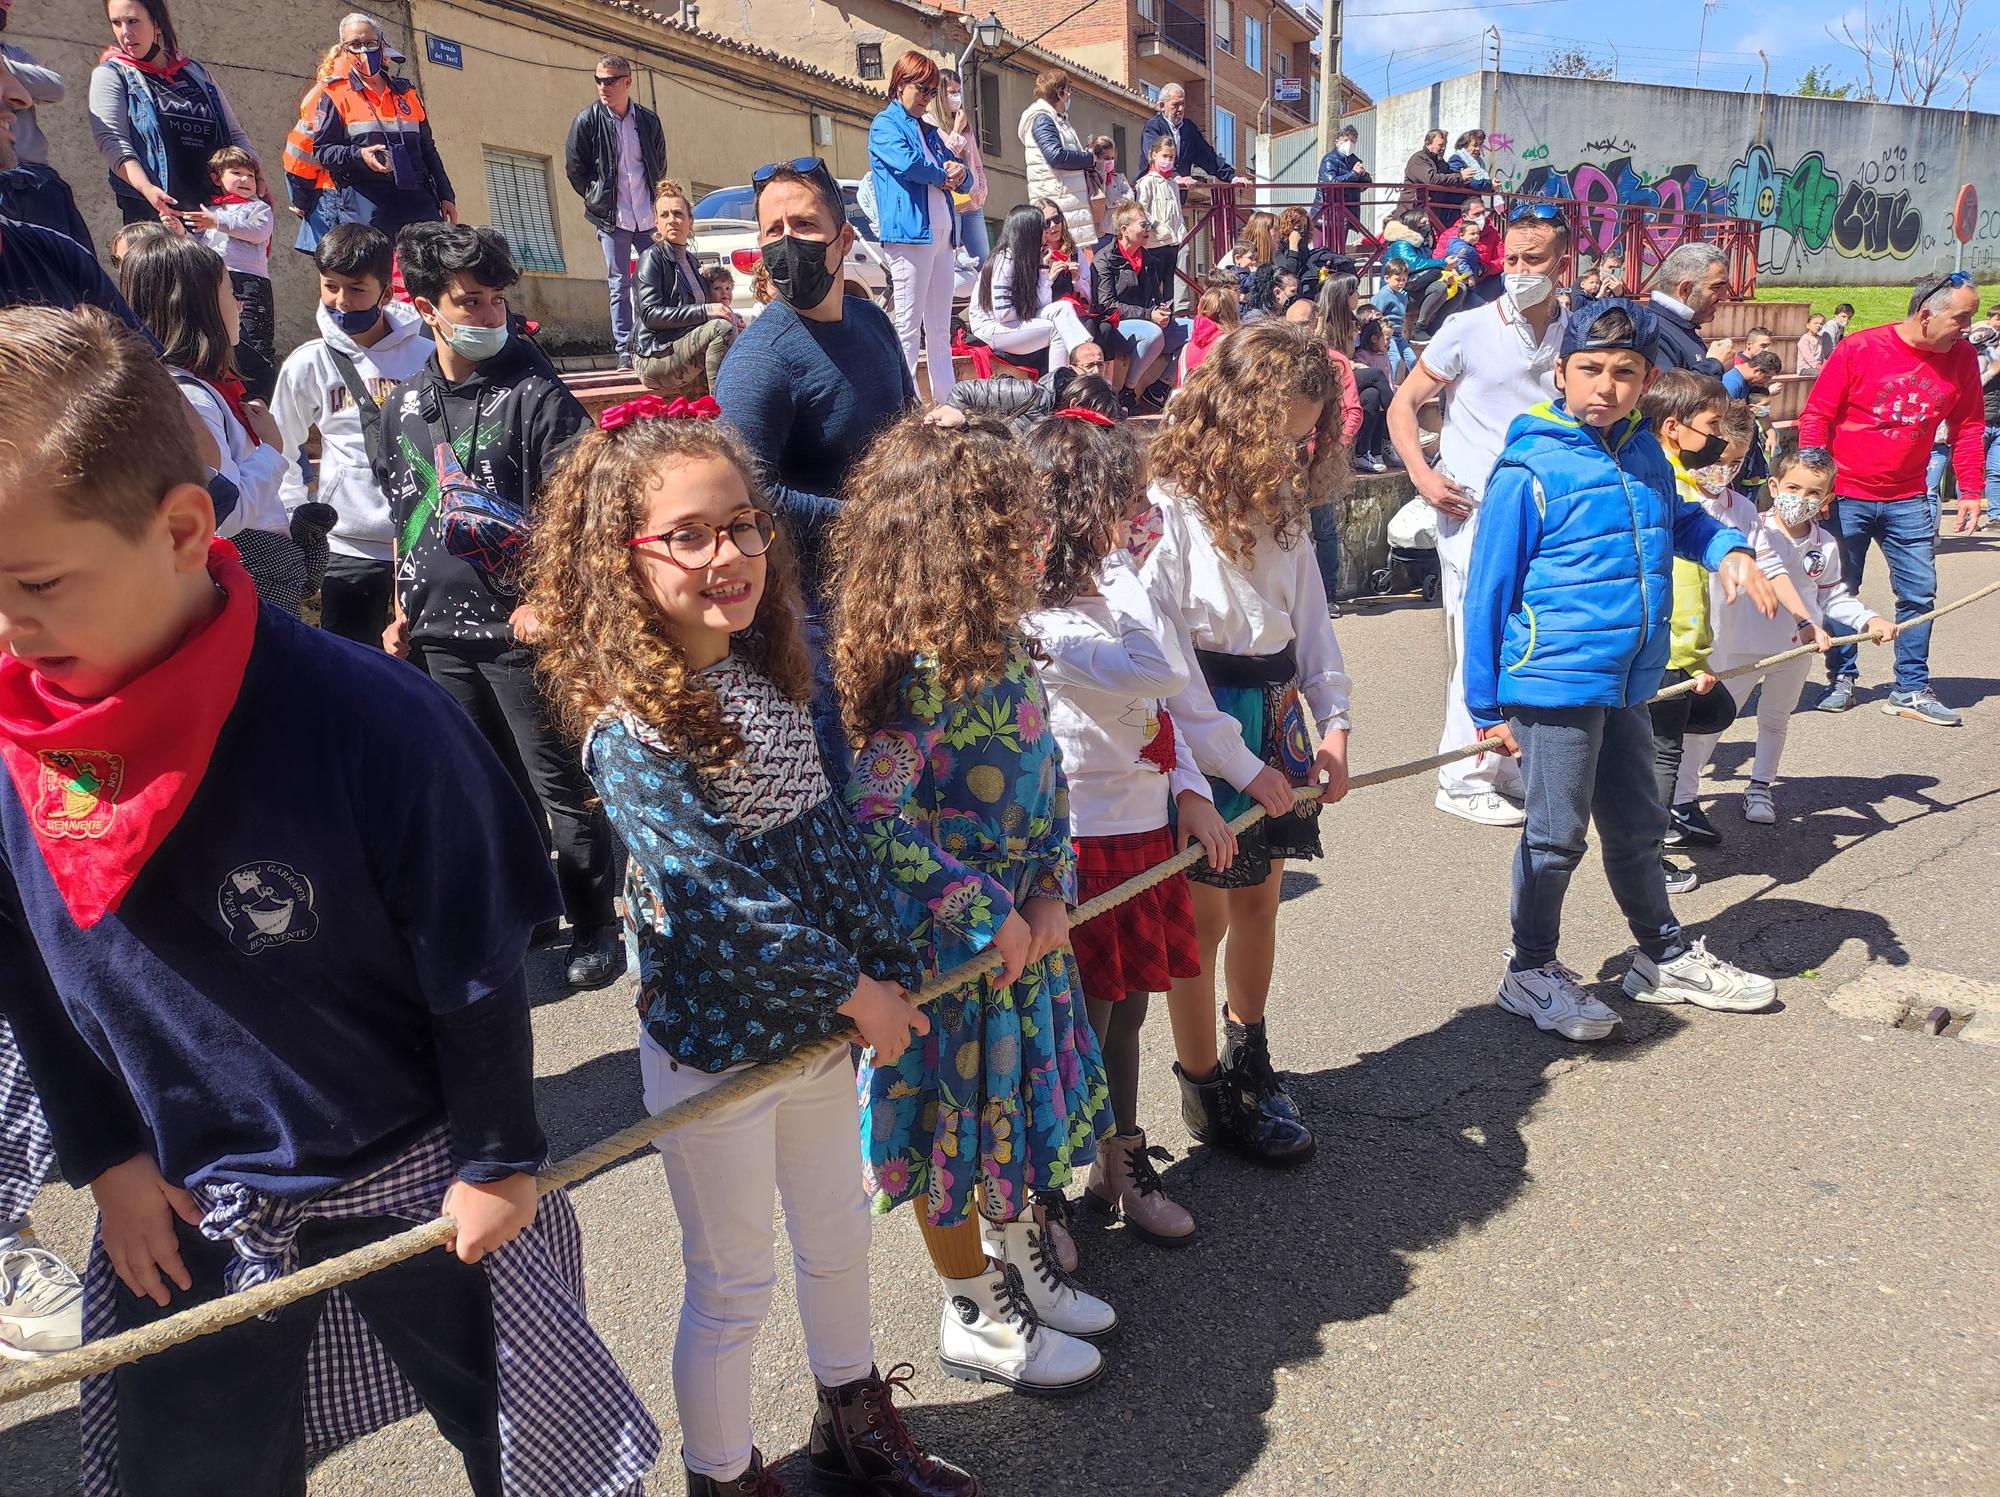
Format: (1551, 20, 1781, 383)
(980, 0, 1370, 175)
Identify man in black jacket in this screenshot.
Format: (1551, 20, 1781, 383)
(1139, 83, 1236, 184)
(564, 55, 667, 370)
(376, 222, 623, 989)
(1646, 242, 1730, 377)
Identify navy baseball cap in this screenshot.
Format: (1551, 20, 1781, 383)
(1560, 295, 1659, 364)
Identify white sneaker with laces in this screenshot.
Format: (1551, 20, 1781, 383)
(1436, 788, 1528, 827)
(1743, 782, 1776, 824)
(0, 1244, 85, 1360)
(1496, 961, 1621, 1041)
(1622, 937, 1777, 1012)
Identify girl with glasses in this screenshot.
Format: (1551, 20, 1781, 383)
(528, 411, 977, 1497)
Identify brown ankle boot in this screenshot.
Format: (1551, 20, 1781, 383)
(1085, 1130, 1195, 1246)
(685, 1447, 784, 1495)
(807, 1363, 980, 1495)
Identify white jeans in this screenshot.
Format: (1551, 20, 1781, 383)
(642, 1037, 875, 1479)
(1676, 652, 1813, 799)
(975, 300, 1093, 368)
(1435, 503, 1521, 797)
(884, 237, 957, 403)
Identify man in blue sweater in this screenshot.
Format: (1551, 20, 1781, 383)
(1464, 299, 1782, 1042)
(715, 158, 914, 780)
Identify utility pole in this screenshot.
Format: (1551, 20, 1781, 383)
(1317, 0, 1342, 158)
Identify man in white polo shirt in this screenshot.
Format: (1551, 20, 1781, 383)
(1388, 204, 1570, 826)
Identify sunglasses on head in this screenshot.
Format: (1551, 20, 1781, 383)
(751, 157, 846, 223)
(1508, 200, 1563, 224)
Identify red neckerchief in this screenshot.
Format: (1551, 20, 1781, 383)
(210, 373, 261, 447)
(210, 191, 251, 205)
(104, 47, 188, 82)
(1118, 239, 1145, 275)
(0, 541, 257, 928)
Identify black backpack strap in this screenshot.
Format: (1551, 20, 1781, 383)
(327, 349, 384, 469)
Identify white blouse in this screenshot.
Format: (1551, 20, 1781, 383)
(1138, 481, 1352, 791)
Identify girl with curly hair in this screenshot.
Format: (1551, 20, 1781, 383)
(1020, 409, 1238, 1248)
(1139, 319, 1354, 1170)
(526, 409, 975, 1497)
(830, 412, 1114, 1396)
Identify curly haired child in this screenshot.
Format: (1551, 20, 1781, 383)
(527, 406, 975, 1496)
(1139, 319, 1353, 1169)
(830, 413, 1114, 1396)
(1020, 408, 1238, 1247)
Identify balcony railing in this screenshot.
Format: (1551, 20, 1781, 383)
(1140, 0, 1206, 63)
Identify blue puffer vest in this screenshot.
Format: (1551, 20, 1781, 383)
(1465, 400, 1742, 720)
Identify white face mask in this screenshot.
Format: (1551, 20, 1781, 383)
(1504, 271, 1553, 309)
(944, 91, 963, 112)
(1337, 140, 1354, 156)
(1773, 491, 1824, 529)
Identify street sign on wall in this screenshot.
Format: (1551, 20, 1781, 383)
(1274, 77, 1303, 102)
(427, 35, 464, 69)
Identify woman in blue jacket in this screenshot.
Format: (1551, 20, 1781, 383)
(869, 50, 964, 403)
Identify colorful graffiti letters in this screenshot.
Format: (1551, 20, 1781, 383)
(1831, 180, 1923, 260)
(1515, 157, 1726, 256)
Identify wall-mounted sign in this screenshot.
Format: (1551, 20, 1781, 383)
(427, 35, 464, 69)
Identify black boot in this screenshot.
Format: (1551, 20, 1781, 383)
(808, 1364, 980, 1495)
(685, 1447, 784, 1495)
(1173, 1017, 1315, 1167)
(566, 925, 626, 989)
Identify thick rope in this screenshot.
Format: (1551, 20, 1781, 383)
(4, 573, 1994, 1405)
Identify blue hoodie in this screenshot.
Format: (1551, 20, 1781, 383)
(1463, 400, 1750, 728)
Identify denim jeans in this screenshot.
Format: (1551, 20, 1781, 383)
(1987, 425, 2000, 499)
(1388, 333, 1415, 381)
(596, 225, 645, 361)
(1120, 315, 1192, 389)
(1821, 494, 1939, 692)
(1309, 501, 1341, 601)
(1508, 703, 1686, 972)
(957, 207, 991, 262)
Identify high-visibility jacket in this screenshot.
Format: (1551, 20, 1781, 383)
(310, 69, 453, 236)
(283, 80, 333, 212)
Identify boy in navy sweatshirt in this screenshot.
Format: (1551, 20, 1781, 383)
(1463, 299, 1784, 1043)
(0, 308, 656, 1495)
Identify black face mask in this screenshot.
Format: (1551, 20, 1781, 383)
(1677, 428, 1730, 470)
(761, 233, 838, 311)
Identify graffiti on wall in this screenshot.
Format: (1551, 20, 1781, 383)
(1494, 138, 1938, 272)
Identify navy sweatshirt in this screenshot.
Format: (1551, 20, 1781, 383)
(0, 607, 558, 1199)
(714, 295, 913, 609)
(0, 217, 147, 338)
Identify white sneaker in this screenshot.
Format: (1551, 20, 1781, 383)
(1496, 961, 1621, 1041)
(1622, 937, 1777, 1012)
(937, 1261, 1103, 1395)
(980, 1216, 1116, 1338)
(1436, 788, 1528, 827)
(0, 1244, 84, 1360)
(1742, 782, 1776, 824)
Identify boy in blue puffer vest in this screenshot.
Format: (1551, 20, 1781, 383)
(1463, 299, 1784, 1042)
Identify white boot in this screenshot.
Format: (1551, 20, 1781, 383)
(980, 1215, 1118, 1338)
(937, 1261, 1102, 1395)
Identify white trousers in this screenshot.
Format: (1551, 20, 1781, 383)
(643, 1038, 875, 1479)
(1435, 505, 1521, 797)
(1676, 652, 1814, 800)
(976, 300, 1093, 368)
(884, 238, 958, 403)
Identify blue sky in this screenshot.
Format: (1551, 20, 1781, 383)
(1323, 0, 1999, 113)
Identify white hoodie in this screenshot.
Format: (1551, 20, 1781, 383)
(271, 300, 434, 561)
(177, 375, 289, 542)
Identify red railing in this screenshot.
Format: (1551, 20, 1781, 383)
(1174, 181, 1761, 299)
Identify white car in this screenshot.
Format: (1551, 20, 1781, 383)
(691, 179, 892, 319)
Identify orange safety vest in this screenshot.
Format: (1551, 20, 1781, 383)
(283, 81, 333, 194)
(318, 71, 432, 155)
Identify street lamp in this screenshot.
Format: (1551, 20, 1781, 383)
(958, 11, 1003, 77)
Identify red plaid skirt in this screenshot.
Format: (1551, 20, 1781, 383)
(1069, 825, 1201, 1000)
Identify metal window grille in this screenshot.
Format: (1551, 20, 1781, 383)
(977, 70, 1002, 153)
(858, 43, 883, 80)
(482, 148, 565, 273)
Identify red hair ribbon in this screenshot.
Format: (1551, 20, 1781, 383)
(1052, 407, 1116, 427)
(597, 394, 722, 431)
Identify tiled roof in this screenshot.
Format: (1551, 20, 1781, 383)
(585, 0, 885, 94)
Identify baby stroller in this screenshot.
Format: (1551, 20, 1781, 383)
(1368, 496, 1441, 602)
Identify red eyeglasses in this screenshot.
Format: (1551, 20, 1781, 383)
(629, 508, 777, 571)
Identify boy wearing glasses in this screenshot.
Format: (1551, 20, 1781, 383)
(565, 53, 667, 370)
(375, 223, 626, 987)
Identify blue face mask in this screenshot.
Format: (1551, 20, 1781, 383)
(440, 317, 509, 363)
(332, 304, 381, 335)
(359, 46, 384, 74)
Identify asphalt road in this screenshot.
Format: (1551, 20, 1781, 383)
(4, 533, 1997, 1497)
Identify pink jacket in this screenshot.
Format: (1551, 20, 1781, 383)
(1325, 347, 1365, 446)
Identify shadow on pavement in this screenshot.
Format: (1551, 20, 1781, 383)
(0, 1407, 77, 1497)
(821, 1001, 1685, 1496)
(533, 1047, 648, 1175)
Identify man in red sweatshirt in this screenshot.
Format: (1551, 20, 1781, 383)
(1799, 270, 1985, 726)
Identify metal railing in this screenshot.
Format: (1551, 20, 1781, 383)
(1171, 180, 1762, 299)
(1139, 0, 1208, 63)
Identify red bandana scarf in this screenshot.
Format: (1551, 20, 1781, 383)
(210, 372, 262, 446)
(105, 48, 189, 82)
(0, 541, 256, 928)
(1118, 239, 1146, 276)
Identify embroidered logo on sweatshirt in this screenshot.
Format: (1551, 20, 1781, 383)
(34, 750, 123, 839)
(218, 862, 319, 953)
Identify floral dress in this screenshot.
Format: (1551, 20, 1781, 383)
(847, 637, 1109, 1226)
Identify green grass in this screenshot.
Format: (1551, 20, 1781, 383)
(1753, 277, 2000, 332)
